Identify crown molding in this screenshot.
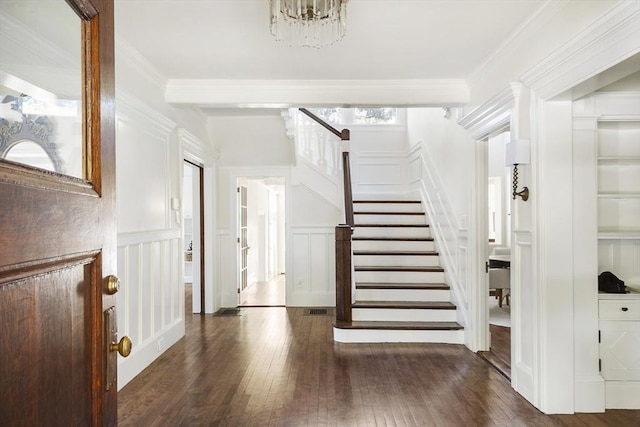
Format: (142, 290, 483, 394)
(115, 36, 168, 92)
(165, 79, 469, 108)
(179, 128, 219, 167)
(521, 0, 640, 100)
(458, 85, 515, 140)
(466, 0, 570, 88)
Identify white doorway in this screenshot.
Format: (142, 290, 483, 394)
(237, 177, 286, 307)
(482, 130, 513, 378)
(183, 161, 204, 314)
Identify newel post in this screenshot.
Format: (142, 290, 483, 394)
(335, 224, 353, 322)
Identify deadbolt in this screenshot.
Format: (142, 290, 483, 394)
(104, 275, 120, 295)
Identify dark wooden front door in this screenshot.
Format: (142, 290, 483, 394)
(0, 0, 118, 425)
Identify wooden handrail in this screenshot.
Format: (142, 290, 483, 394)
(298, 108, 350, 141)
(342, 152, 354, 227)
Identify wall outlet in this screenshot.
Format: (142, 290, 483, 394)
(157, 337, 165, 353)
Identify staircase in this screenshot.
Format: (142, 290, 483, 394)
(333, 200, 464, 343)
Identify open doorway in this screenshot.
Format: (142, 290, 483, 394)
(482, 130, 512, 378)
(183, 161, 204, 314)
(237, 177, 286, 307)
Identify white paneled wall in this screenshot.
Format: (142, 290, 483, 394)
(407, 142, 469, 333)
(115, 93, 190, 390)
(290, 227, 336, 307)
(352, 151, 409, 197)
(116, 231, 185, 389)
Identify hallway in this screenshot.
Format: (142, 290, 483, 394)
(117, 308, 639, 426)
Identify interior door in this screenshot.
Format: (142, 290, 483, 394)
(238, 184, 248, 304)
(0, 0, 120, 425)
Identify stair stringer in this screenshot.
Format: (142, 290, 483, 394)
(408, 144, 470, 343)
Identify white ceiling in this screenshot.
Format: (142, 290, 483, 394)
(114, 0, 546, 112)
(115, 0, 545, 80)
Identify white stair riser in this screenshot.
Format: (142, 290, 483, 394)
(354, 254, 440, 267)
(355, 214, 426, 225)
(333, 327, 464, 344)
(352, 308, 457, 322)
(354, 203, 423, 213)
(353, 240, 435, 251)
(355, 270, 445, 283)
(355, 288, 451, 302)
(353, 227, 430, 239)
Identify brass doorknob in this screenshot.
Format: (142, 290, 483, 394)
(104, 275, 120, 295)
(110, 336, 132, 357)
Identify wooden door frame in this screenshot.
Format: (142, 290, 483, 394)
(184, 160, 205, 314)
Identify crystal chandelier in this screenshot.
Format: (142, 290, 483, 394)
(270, 0, 348, 48)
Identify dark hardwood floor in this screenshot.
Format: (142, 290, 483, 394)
(479, 324, 511, 380)
(118, 305, 639, 426)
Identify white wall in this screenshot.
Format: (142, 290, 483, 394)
(114, 40, 216, 390)
(405, 108, 475, 347)
(466, 0, 619, 109)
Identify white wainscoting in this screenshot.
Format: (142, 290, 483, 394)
(290, 227, 336, 307)
(352, 151, 409, 198)
(407, 143, 470, 336)
(116, 229, 185, 390)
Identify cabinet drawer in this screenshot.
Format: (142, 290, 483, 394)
(599, 300, 640, 320)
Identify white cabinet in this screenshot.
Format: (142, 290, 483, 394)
(599, 294, 640, 409)
(596, 119, 640, 409)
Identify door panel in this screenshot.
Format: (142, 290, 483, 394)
(238, 185, 248, 304)
(0, 0, 117, 425)
(0, 257, 96, 425)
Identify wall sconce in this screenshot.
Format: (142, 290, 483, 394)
(505, 139, 530, 201)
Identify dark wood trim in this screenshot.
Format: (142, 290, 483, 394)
(352, 301, 456, 310)
(354, 211, 425, 215)
(354, 200, 421, 204)
(334, 320, 463, 330)
(352, 236, 434, 242)
(198, 165, 205, 315)
(353, 250, 438, 256)
(356, 282, 450, 290)
(354, 265, 444, 272)
(353, 224, 429, 228)
(335, 225, 353, 323)
(342, 152, 353, 227)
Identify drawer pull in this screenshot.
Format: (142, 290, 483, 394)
(621, 307, 629, 312)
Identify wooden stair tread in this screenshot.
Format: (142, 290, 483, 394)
(353, 301, 456, 309)
(333, 320, 463, 330)
(354, 211, 425, 215)
(356, 282, 450, 290)
(353, 224, 429, 227)
(353, 250, 438, 256)
(355, 265, 444, 272)
(352, 237, 434, 241)
(354, 200, 421, 204)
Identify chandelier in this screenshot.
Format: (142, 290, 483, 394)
(270, 0, 348, 48)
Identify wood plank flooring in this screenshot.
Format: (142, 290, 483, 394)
(240, 275, 286, 307)
(118, 307, 640, 426)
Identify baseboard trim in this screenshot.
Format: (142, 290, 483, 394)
(605, 381, 640, 409)
(575, 375, 605, 412)
(117, 320, 185, 391)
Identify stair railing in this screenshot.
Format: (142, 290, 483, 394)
(297, 108, 353, 323)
